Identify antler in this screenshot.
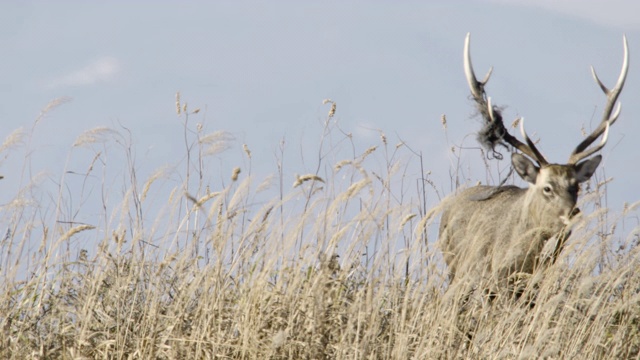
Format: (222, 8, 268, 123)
(464, 33, 549, 166)
(568, 35, 629, 164)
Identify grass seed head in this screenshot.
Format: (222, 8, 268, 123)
(59, 224, 95, 242)
(293, 174, 325, 188)
(232, 167, 241, 181)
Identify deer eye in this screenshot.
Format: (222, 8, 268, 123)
(543, 185, 553, 195)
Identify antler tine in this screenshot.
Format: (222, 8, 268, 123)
(464, 33, 493, 100)
(519, 119, 549, 166)
(487, 96, 496, 122)
(569, 121, 610, 164)
(464, 33, 547, 166)
(570, 35, 629, 164)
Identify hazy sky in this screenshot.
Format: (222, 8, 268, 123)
(0, 1, 639, 223)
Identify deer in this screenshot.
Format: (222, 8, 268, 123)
(438, 34, 629, 295)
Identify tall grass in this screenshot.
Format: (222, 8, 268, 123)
(0, 97, 639, 359)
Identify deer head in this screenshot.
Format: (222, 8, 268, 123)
(463, 33, 628, 228)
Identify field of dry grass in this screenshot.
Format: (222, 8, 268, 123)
(0, 98, 639, 359)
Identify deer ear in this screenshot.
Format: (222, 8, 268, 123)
(575, 155, 602, 183)
(512, 153, 539, 184)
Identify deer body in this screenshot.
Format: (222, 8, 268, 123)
(440, 185, 533, 282)
(440, 157, 600, 282)
(439, 34, 628, 286)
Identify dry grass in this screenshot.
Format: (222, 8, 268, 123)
(0, 99, 639, 359)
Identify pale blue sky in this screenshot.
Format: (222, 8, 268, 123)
(0, 1, 639, 224)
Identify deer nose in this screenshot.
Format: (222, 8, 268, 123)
(560, 208, 581, 226)
(570, 208, 581, 218)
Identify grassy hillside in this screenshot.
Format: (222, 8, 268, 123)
(0, 98, 639, 359)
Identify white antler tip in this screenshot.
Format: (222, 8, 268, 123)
(487, 97, 495, 121)
(519, 117, 526, 138)
(600, 121, 610, 145)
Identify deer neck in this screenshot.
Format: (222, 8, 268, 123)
(521, 186, 545, 226)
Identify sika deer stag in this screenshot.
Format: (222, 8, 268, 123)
(439, 34, 629, 288)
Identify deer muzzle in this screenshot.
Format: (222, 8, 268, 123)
(560, 207, 582, 226)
